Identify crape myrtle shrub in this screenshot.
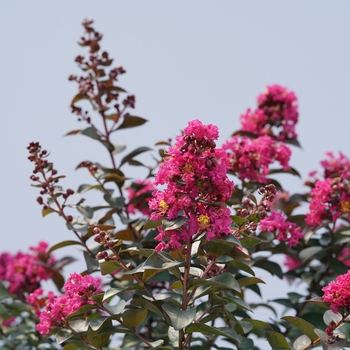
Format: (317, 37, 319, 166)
(1, 19, 350, 350)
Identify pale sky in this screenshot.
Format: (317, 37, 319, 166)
(1, 2, 349, 348)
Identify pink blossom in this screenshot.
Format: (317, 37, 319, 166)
(127, 179, 156, 215)
(0, 241, 55, 296)
(321, 152, 350, 179)
(306, 177, 350, 227)
(36, 273, 101, 335)
(240, 85, 299, 140)
(150, 120, 234, 250)
(338, 247, 350, 267)
(223, 135, 291, 183)
(259, 211, 303, 247)
(284, 255, 301, 271)
(323, 270, 350, 313)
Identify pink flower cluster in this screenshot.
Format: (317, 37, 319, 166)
(127, 179, 156, 216)
(240, 84, 299, 140)
(306, 177, 350, 227)
(149, 120, 234, 251)
(223, 135, 291, 183)
(321, 152, 350, 179)
(0, 242, 54, 296)
(323, 270, 350, 313)
(259, 211, 303, 247)
(36, 273, 101, 335)
(283, 255, 301, 271)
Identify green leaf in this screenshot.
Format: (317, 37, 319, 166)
(185, 324, 240, 345)
(77, 184, 105, 194)
(231, 215, 248, 226)
(144, 219, 162, 229)
(113, 143, 127, 154)
(281, 316, 318, 342)
(69, 318, 89, 332)
(227, 260, 255, 276)
(80, 127, 115, 152)
(83, 251, 99, 273)
(123, 252, 182, 274)
(206, 238, 240, 257)
(122, 308, 148, 329)
(299, 246, 324, 264)
(242, 318, 272, 330)
(189, 272, 241, 293)
(269, 167, 301, 177)
(56, 330, 73, 344)
(66, 304, 96, 319)
(103, 299, 126, 315)
(265, 331, 290, 349)
(116, 115, 148, 130)
(90, 317, 109, 331)
(131, 297, 164, 318)
(71, 93, 88, 105)
(254, 260, 283, 278)
(103, 195, 125, 209)
(77, 204, 94, 219)
(99, 259, 121, 276)
(162, 303, 196, 330)
(120, 146, 152, 166)
(162, 217, 189, 231)
(238, 277, 265, 288)
(0, 281, 10, 300)
(65, 129, 83, 136)
(240, 236, 261, 248)
(42, 207, 55, 217)
(47, 240, 84, 255)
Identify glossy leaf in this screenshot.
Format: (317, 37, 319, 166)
(122, 308, 148, 329)
(281, 316, 318, 342)
(185, 324, 240, 345)
(47, 240, 83, 254)
(189, 272, 240, 293)
(238, 277, 265, 288)
(103, 299, 126, 315)
(42, 207, 55, 217)
(116, 115, 148, 130)
(265, 331, 290, 349)
(120, 146, 152, 166)
(162, 217, 189, 231)
(299, 246, 324, 264)
(99, 259, 121, 275)
(90, 317, 109, 331)
(68, 318, 89, 332)
(254, 260, 283, 278)
(162, 303, 197, 330)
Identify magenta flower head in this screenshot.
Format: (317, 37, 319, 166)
(0, 241, 55, 296)
(259, 211, 303, 247)
(223, 135, 291, 183)
(149, 120, 234, 251)
(240, 84, 299, 141)
(306, 177, 350, 227)
(36, 273, 101, 335)
(323, 270, 350, 313)
(127, 179, 156, 216)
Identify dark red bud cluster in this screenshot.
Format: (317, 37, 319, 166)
(258, 184, 277, 202)
(181, 135, 216, 155)
(123, 95, 135, 108)
(97, 251, 110, 261)
(62, 188, 75, 200)
(94, 228, 118, 259)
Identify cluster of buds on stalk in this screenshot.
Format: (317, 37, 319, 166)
(236, 184, 277, 232)
(94, 227, 119, 261)
(27, 141, 74, 221)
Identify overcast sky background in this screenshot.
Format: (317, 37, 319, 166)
(1, 2, 350, 348)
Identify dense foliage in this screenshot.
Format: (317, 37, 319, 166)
(1, 19, 350, 350)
